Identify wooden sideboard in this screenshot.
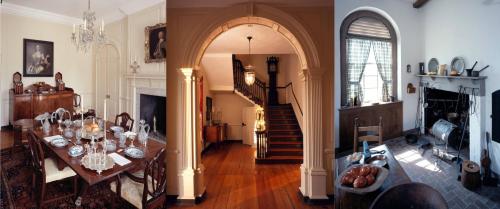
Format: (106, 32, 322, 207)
(338, 101, 403, 152)
(203, 124, 227, 147)
(10, 89, 74, 124)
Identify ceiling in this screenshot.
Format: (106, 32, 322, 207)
(170, 0, 333, 8)
(3, 0, 165, 23)
(205, 24, 295, 54)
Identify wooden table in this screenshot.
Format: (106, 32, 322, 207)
(335, 144, 411, 209)
(33, 122, 165, 204)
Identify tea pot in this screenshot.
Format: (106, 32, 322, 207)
(137, 119, 150, 144)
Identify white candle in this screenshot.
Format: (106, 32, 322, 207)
(103, 99, 107, 140)
(84, 19, 87, 29)
(103, 99, 107, 121)
(73, 24, 76, 33)
(101, 19, 104, 32)
(81, 95, 84, 124)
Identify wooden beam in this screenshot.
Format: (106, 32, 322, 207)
(413, 0, 429, 8)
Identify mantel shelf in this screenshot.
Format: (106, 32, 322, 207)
(416, 74, 487, 80)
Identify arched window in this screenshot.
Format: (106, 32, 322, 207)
(340, 11, 397, 106)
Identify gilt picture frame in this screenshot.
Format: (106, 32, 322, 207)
(145, 23, 166, 63)
(23, 39, 54, 77)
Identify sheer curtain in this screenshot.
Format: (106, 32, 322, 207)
(346, 38, 372, 104)
(372, 40, 393, 101)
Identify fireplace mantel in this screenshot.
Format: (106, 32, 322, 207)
(417, 75, 486, 96)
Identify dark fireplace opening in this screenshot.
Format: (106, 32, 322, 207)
(139, 94, 166, 141)
(424, 88, 469, 149)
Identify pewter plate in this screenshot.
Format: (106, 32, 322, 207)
(451, 57, 465, 75)
(68, 145, 84, 157)
(428, 58, 439, 74)
(50, 137, 68, 148)
(124, 147, 144, 159)
(336, 165, 389, 194)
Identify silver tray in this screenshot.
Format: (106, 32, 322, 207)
(124, 147, 144, 159)
(50, 137, 68, 148)
(68, 145, 84, 157)
(336, 164, 389, 194)
(81, 154, 115, 172)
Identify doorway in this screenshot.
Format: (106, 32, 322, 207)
(95, 43, 120, 120)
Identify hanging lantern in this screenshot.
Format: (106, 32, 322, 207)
(245, 71, 256, 86)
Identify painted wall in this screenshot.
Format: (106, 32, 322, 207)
(200, 54, 233, 91)
(0, 13, 94, 126)
(420, 0, 500, 173)
(334, 0, 424, 147)
(213, 92, 254, 140)
(104, 2, 166, 121)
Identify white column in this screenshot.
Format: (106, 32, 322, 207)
(300, 69, 328, 200)
(178, 68, 198, 200)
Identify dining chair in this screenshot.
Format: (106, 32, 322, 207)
(115, 112, 135, 131)
(353, 117, 383, 152)
(110, 148, 167, 209)
(27, 131, 78, 208)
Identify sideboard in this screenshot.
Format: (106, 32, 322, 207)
(10, 87, 74, 124)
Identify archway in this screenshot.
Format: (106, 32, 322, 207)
(173, 3, 330, 202)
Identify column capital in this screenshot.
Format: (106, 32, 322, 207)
(180, 68, 194, 78)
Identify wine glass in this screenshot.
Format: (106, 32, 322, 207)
(75, 128, 82, 145)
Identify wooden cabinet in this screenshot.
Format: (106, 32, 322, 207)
(204, 124, 227, 144)
(338, 101, 403, 152)
(10, 89, 74, 124)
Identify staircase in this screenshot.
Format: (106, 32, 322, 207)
(260, 104, 303, 164)
(232, 55, 303, 164)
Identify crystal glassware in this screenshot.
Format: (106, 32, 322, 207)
(119, 133, 126, 148)
(128, 134, 136, 147)
(75, 128, 82, 145)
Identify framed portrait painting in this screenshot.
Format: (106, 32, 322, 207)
(145, 23, 166, 63)
(23, 39, 54, 77)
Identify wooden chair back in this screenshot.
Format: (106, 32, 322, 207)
(28, 131, 45, 181)
(115, 112, 134, 131)
(143, 148, 167, 209)
(353, 117, 383, 152)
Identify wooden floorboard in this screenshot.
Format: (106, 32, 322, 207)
(170, 143, 333, 209)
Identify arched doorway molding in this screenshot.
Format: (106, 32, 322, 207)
(176, 3, 329, 202)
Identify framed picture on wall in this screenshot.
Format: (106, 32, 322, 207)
(145, 23, 166, 63)
(206, 97, 213, 122)
(23, 39, 54, 77)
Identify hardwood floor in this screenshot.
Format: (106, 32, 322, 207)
(171, 143, 333, 209)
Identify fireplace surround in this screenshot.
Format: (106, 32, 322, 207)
(418, 75, 486, 165)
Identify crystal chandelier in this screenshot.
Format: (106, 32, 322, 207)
(71, 0, 106, 52)
(244, 36, 256, 86)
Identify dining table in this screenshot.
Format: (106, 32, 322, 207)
(335, 144, 411, 209)
(33, 121, 165, 206)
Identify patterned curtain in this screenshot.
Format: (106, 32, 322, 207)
(346, 38, 372, 105)
(372, 40, 393, 101)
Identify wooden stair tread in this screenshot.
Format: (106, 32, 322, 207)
(269, 141, 302, 145)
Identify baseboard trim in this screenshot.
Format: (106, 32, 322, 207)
(297, 191, 334, 205)
(172, 191, 207, 206)
(1, 125, 12, 131)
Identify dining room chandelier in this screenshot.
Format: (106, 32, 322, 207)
(244, 36, 256, 86)
(71, 0, 106, 52)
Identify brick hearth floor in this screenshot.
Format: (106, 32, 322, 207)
(385, 136, 500, 209)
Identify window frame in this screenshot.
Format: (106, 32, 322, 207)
(340, 11, 398, 106)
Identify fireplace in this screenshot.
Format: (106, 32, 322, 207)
(424, 88, 469, 149)
(135, 87, 166, 142)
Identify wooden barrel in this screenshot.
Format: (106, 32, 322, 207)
(461, 160, 481, 190)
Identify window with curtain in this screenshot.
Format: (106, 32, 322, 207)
(340, 11, 397, 106)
